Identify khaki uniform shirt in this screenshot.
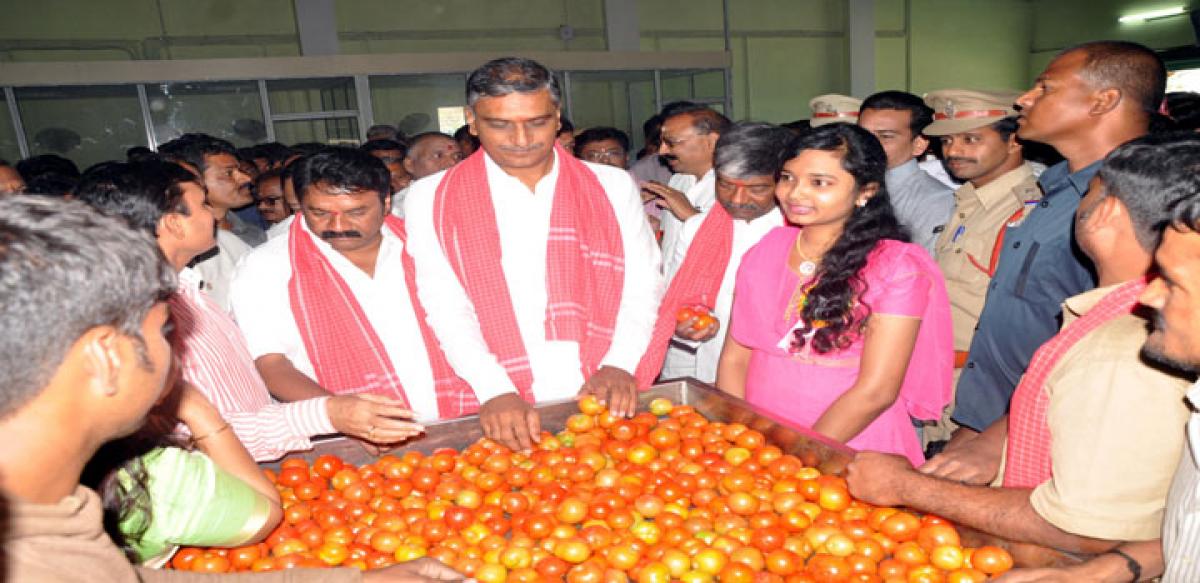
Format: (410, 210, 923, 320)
(994, 285, 1192, 541)
(935, 164, 1041, 352)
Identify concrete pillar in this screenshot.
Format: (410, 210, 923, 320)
(294, 0, 339, 56)
(848, 0, 876, 98)
(604, 0, 641, 51)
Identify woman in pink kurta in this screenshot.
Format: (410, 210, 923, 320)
(718, 124, 952, 466)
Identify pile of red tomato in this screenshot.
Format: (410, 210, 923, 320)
(170, 397, 1014, 582)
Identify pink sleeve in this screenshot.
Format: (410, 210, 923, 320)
(862, 244, 934, 318)
(221, 399, 335, 463)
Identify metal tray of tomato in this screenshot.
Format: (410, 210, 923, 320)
(266, 379, 853, 474)
(264, 378, 1080, 568)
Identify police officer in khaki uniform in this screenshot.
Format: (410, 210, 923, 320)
(923, 89, 1043, 446)
(809, 94, 862, 127)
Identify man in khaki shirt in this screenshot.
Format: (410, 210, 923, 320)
(842, 134, 1192, 556)
(923, 89, 1043, 445)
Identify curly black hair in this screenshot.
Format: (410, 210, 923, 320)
(786, 123, 910, 354)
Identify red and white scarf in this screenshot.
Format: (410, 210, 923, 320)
(431, 144, 626, 397)
(287, 215, 479, 418)
(1003, 278, 1148, 488)
(635, 203, 735, 384)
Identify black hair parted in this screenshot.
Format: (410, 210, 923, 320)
(1096, 132, 1200, 250)
(861, 90, 935, 136)
(785, 123, 910, 354)
(290, 146, 392, 204)
(74, 159, 201, 237)
(573, 127, 631, 158)
(157, 133, 237, 174)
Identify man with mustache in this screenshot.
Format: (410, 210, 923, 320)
(642, 103, 731, 268)
(652, 122, 790, 384)
(921, 89, 1043, 448)
(231, 147, 465, 449)
(405, 57, 664, 451)
(158, 134, 262, 312)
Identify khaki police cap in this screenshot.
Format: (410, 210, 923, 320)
(923, 89, 1021, 136)
(809, 94, 862, 127)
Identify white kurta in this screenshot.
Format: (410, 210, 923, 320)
(657, 170, 715, 272)
(228, 218, 440, 421)
(661, 207, 784, 383)
(404, 151, 664, 404)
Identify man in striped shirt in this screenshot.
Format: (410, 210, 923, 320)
(75, 159, 424, 462)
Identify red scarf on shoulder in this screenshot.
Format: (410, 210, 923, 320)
(431, 145, 627, 396)
(635, 203, 735, 383)
(287, 215, 478, 418)
(1003, 278, 1148, 488)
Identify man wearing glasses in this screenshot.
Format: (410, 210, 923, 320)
(574, 127, 631, 168)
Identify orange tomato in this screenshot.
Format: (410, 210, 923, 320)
(970, 546, 1014, 575)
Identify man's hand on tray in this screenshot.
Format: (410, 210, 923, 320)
(479, 392, 541, 452)
(919, 427, 1004, 486)
(327, 393, 425, 445)
(578, 365, 638, 418)
(845, 451, 916, 507)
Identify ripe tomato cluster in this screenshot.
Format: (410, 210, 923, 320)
(676, 305, 717, 332)
(170, 396, 1014, 582)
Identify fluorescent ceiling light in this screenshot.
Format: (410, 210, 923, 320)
(1118, 6, 1186, 23)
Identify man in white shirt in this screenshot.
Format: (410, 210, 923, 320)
(231, 147, 459, 441)
(658, 122, 790, 383)
(405, 57, 664, 452)
(641, 104, 731, 267)
(159, 134, 262, 312)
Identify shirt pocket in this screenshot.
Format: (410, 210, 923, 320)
(1013, 241, 1040, 298)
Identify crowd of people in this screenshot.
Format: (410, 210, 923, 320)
(2, 39, 1200, 581)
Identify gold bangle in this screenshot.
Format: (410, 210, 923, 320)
(190, 422, 231, 447)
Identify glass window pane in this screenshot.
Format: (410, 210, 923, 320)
(267, 77, 356, 115)
(692, 70, 727, 102)
(566, 71, 656, 155)
(0, 93, 21, 163)
(15, 85, 147, 169)
(369, 74, 468, 136)
(660, 69, 727, 108)
(273, 118, 360, 146)
(147, 81, 265, 148)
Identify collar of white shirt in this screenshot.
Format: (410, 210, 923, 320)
(483, 149, 561, 197)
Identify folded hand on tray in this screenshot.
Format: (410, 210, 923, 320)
(919, 427, 1004, 486)
(479, 393, 542, 453)
(327, 393, 425, 445)
(845, 451, 914, 507)
(578, 365, 638, 419)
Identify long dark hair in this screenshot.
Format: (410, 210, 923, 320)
(787, 123, 909, 354)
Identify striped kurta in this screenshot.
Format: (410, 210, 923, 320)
(169, 268, 335, 462)
(1163, 381, 1200, 582)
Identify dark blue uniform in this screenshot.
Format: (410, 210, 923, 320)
(950, 160, 1099, 431)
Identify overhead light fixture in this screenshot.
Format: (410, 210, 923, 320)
(1118, 6, 1187, 23)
